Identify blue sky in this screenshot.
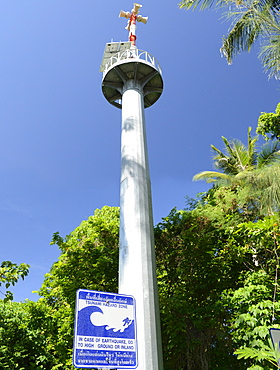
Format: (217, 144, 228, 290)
(0, 0, 279, 302)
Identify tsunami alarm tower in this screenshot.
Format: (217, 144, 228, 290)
(100, 4, 164, 369)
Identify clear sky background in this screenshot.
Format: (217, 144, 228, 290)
(0, 0, 279, 302)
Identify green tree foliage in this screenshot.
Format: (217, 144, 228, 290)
(257, 103, 280, 140)
(2, 206, 280, 368)
(190, 122, 280, 367)
(38, 204, 249, 369)
(0, 261, 29, 302)
(179, 0, 280, 78)
(26, 202, 280, 369)
(35, 206, 120, 370)
(221, 216, 280, 369)
(193, 127, 280, 215)
(0, 299, 68, 369)
(39, 206, 119, 309)
(155, 208, 247, 369)
(235, 342, 280, 369)
(193, 127, 280, 183)
(155, 205, 280, 369)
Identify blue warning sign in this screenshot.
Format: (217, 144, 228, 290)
(73, 289, 137, 369)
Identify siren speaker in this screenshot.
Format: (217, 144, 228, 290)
(119, 10, 130, 18)
(137, 15, 148, 24)
(133, 3, 142, 14)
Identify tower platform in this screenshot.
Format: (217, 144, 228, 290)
(101, 44, 163, 109)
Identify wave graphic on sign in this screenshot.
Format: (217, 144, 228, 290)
(90, 305, 132, 332)
(77, 305, 135, 338)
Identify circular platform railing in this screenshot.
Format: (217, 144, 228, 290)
(102, 48, 162, 77)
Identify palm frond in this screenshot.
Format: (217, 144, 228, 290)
(259, 32, 280, 79)
(221, 136, 236, 157)
(265, 0, 280, 13)
(211, 144, 234, 172)
(247, 163, 280, 213)
(257, 139, 280, 167)
(179, 0, 219, 10)
(180, 0, 280, 78)
(221, 7, 264, 64)
(220, 136, 245, 173)
(231, 139, 252, 170)
(193, 170, 232, 183)
(211, 144, 227, 158)
(210, 133, 257, 174)
(193, 126, 280, 214)
(247, 126, 258, 166)
(234, 168, 254, 179)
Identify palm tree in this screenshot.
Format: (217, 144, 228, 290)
(193, 127, 280, 214)
(193, 127, 258, 183)
(179, 0, 280, 79)
(245, 161, 280, 214)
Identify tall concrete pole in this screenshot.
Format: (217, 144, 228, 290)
(119, 79, 163, 369)
(100, 5, 164, 369)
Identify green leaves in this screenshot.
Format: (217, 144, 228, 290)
(155, 208, 246, 369)
(0, 261, 30, 302)
(235, 340, 280, 368)
(38, 206, 120, 308)
(180, 0, 280, 78)
(220, 3, 266, 64)
(257, 103, 280, 140)
(193, 127, 259, 181)
(222, 267, 280, 368)
(193, 127, 280, 216)
(33, 206, 121, 368)
(0, 300, 58, 369)
(2, 200, 279, 369)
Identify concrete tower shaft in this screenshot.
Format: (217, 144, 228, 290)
(101, 45, 164, 370)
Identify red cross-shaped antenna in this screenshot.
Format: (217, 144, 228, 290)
(119, 3, 148, 47)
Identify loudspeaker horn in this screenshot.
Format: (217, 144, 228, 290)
(133, 3, 142, 14)
(137, 15, 148, 24)
(119, 10, 131, 19)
